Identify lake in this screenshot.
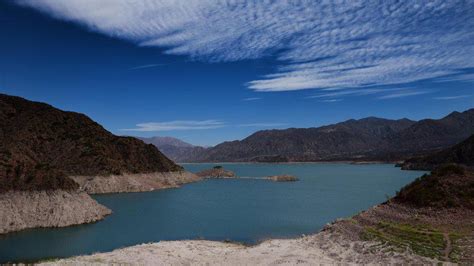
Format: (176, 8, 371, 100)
(0, 163, 425, 263)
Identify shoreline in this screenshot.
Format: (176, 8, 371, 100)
(179, 160, 400, 165)
(39, 202, 471, 265)
(70, 171, 200, 194)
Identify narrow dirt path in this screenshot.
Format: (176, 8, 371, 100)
(443, 232, 452, 261)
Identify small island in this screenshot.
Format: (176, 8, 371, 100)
(195, 166, 236, 179)
(267, 175, 299, 182)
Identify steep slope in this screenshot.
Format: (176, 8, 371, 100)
(401, 134, 474, 170)
(181, 109, 474, 162)
(138, 136, 207, 162)
(395, 164, 474, 209)
(0, 93, 181, 192)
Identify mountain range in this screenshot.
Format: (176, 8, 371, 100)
(149, 109, 474, 163)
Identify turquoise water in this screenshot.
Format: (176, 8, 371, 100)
(0, 163, 425, 263)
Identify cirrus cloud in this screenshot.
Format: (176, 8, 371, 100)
(121, 120, 225, 132)
(15, 0, 474, 92)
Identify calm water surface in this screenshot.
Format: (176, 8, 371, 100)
(0, 163, 425, 263)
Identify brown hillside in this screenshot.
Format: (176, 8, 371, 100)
(0, 94, 180, 192)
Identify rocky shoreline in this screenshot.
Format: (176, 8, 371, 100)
(0, 190, 111, 234)
(70, 171, 200, 194)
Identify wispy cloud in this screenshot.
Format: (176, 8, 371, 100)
(242, 97, 261, 101)
(320, 99, 342, 103)
(16, 1, 474, 92)
(378, 90, 432, 100)
(238, 123, 288, 127)
(121, 120, 289, 131)
(434, 73, 474, 83)
(434, 95, 472, 100)
(129, 64, 165, 70)
(307, 88, 407, 99)
(121, 120, 225, 132)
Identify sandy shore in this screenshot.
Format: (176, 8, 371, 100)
(43, 203, 466, 265)
(40, 220, 437, 265)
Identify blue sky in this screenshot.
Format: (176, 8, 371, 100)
(1, 0, 473, 146)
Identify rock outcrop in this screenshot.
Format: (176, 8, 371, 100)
(267, 175, 299, 182)
(195, 167, 236, 178)
(0, 190, 111, 234)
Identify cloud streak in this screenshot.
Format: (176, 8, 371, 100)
(242, 97, 261, 101)
(16, 0, 474, 92)
(121, 120, 289, 131)
(129, 64, 165, 70)
(377, 90, 432, 100)
(121, 120, 225, 132)
(434, 95, 472, 100)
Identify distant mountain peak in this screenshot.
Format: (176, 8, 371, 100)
(139, 136, 195, 148)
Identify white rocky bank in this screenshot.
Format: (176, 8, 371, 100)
(0, 190, 111, 234)
(0, 171, 200, 234)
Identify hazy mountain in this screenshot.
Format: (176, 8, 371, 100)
(139, 136, 195, 148)
(178, 109, 474, 162)
(139, 136, 207, 163)
(401, 134, 474, 170)
(0, 94, 181, 192)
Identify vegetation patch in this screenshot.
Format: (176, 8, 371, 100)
(362, 221, 461, 261)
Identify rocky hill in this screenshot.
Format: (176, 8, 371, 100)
(178, 109, 474, 162)
(395, 164, 474, 209)
(400, 134, 474, 170)
(0, 94, 181, 192)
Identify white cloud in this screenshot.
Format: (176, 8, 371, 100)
(378, 90, 431, 100)
(121, 120, 225, 131)
(121, 120, 289, 131)
(434, 95, 472, 100)
(15, 0, 474, 92)
(242, 97, 261, 101)
(307, 88, 407, 99)
(129, 64, 165, 70)
(320, 99, 343, 103)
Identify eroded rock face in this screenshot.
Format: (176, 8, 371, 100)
(0, 190, 111, 234)
(195, 168, 236, 178)
(70, 171, 201, 194)
(267, 175, 299, 182)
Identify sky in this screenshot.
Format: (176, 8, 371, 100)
(1, 0, 473, 146)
